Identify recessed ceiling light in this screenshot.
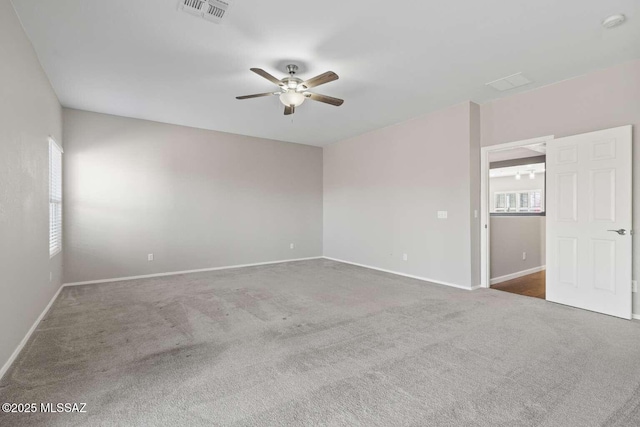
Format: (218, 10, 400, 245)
(602, 14, 626, 29)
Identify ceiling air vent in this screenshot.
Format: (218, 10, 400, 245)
(180, 0, 205, 16)
(486, 72, 532, 92)
(178, 0, 233, 23)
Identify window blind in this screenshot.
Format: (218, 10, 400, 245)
(49, 138, 63, 257)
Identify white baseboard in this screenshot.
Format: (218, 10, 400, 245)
(322, 257, 475, 291)
(64, 256, 323, 287)
(633, 314, 640, 321)
(0, 284, 64, 381)
(490, 266, 546, 285)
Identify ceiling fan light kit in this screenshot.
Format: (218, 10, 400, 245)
(280, 91, 305, 107)
(236, 64, 344, 115)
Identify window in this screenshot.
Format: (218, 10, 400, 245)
(494, 192, 517, 212)
(49, 138, 63, 257)
(493, 190, 543, 213)
(519, 192, 530, 209)
(519, 190, 543, 212)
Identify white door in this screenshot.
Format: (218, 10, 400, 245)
(546, 125, 633, 319)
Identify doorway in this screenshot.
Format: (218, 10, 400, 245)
(480, 135, 553, 291)
(486, 143, 547, 299)
(480, 126, 633, 319)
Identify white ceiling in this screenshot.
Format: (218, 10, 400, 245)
(490, 163, 546, 178)
(11, 0, 640, 146)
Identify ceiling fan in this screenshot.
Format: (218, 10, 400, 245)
(236, 64, 344, 115)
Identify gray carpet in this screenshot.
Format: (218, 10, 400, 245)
(1, 259, 639, 426)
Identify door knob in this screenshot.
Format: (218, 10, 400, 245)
(607, 229, 627, 235)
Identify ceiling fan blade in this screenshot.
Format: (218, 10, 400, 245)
(300, 71, 338, 89)
(250, 68, 283, 86)
(305, 93, 344, 106)
(236, 92, 276, 100)
(284, 105, 295, 115)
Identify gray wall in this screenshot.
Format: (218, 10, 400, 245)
(0, 0, 63, 374)
(481, 59, 640, 315)
(63, 109, 323, 283)
(490, 217, 545, 280)
(323, 102, 480, 288)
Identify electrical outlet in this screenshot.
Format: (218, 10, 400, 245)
(403, 253, 408, 261)
(633, 281, 638, 293)
(474, 210, 478, 219)
(522, 252, 526, 260)
(437, 211, 448, 219)
(148, 253, 154, 261)
(290, 243, 294, 249)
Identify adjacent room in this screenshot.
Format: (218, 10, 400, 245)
(1, 0, 639, 425)
(489, 145, 547, 299)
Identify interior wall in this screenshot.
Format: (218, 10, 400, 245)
(491, 217, 546, 280)
(63, 109, 323, 283)
(469, 103, 482, 288)
(481, 59, 640, 315)
(0, 0, 63, 374)
(323, 102, 480, 288)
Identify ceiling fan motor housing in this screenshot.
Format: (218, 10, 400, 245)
(283, 77, 304, 90)
(282, 65, 304, 90)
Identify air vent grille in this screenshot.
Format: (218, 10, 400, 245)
(181, 0, 205, 15)
(204, 2, 228, 21)
(178, 0, 233, 23)
(486, 72, 533, 92)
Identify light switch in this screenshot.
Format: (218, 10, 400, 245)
(437, 211, 448, 219)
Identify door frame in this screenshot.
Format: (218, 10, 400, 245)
(480, 135, 555, 288)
